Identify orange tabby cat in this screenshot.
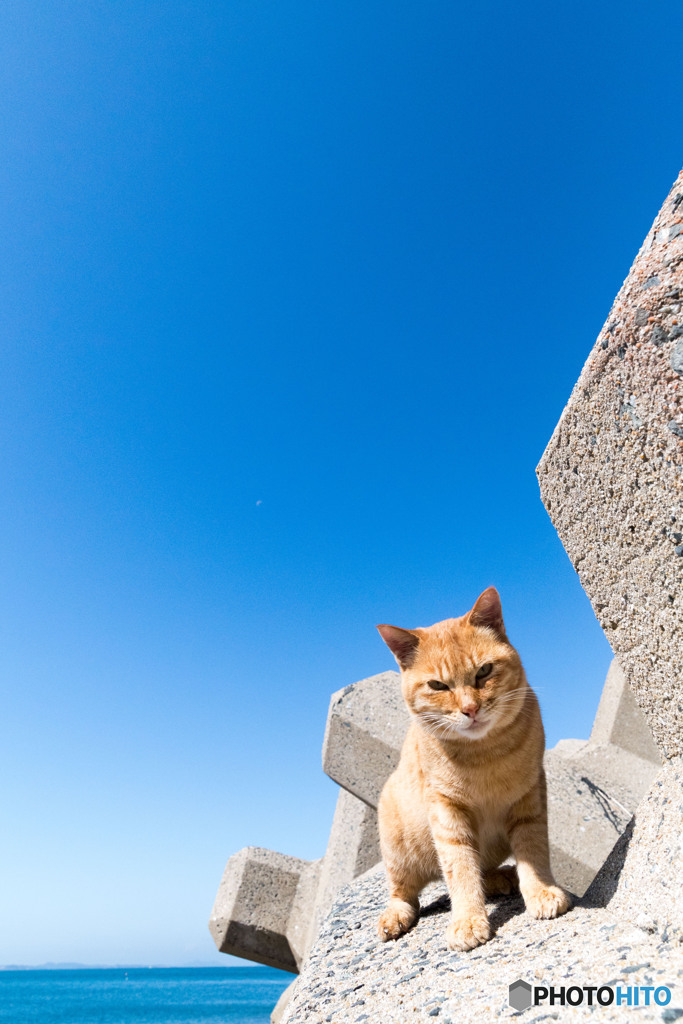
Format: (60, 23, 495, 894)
(376, 587, 570, 951)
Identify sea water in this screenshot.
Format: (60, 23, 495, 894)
(0, 966, 292, 1024)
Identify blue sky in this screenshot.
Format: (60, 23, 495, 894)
(1, 0, 681, 967)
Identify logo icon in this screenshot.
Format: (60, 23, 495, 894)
(509, 979, 533, 1011)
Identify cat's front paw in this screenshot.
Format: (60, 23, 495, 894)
(446, 914, 491, 951)
(525, 886, 572, 920)
(377, 900, 418, 941)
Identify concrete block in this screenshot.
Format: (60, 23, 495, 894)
(282, 860, 682, 1024)
(537, 169, 683, 760)
(534, 171, 683, 981)
(552, 655, 663, 770)
(544, 658, 660, 895)
(565, 741, 659, 812)
(209, 847, 311, 973)
(286, 859, 322, 970)
(310, 787, 381, 943)
(271, 979, 298, 1024)
(322, 671, 410, 808)
(209, 791, 381, 976)
(544, 749, 632, 895)
(589, 659, 661, 764)
(585, 757, 683, 943)
(550, 737, 587, 758)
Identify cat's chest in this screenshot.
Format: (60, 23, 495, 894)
(432, 748, 533, 811)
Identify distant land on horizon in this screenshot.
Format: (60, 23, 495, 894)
(0, 961, 273, 971)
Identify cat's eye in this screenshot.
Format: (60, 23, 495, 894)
(427, 679, 449, 691)
(475, 663, 493, 684)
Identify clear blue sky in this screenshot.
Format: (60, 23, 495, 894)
(1, 0, 681, 968)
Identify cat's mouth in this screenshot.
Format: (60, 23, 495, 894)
(461, 716, 487, 730)
(418, 710, 494, 741)
(455, 714, 493, 739)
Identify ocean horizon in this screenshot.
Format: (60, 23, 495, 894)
(0, 963, 263, 971)
(0, 965, 292, 1024)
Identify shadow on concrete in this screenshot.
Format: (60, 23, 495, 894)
(418, 890, 528, 934)
(488, 894, 527, 932)
(419, 892, 450, 919)
(580, 815, 635, 909)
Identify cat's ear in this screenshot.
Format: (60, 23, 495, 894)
(468, 587, 506, 638)
(376, 624, 420, 668)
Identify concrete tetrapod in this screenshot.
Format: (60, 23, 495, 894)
(209, 847, 315, 973)
(269, 788, 382, 1022)
(537, 167, 683, 948)
(209, 789, 381, 978)
(546, 658, 661, 895)
(321, 671, 409, 809)
(309, 787, 381, 946)
(537, 169, 683, 760)
(282, 864, 682, 1023)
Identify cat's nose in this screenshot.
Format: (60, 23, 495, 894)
(461, 703, 478, 719)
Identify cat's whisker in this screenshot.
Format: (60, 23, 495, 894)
(496, 707, 536, 719)
(492, 692, 533, 705)
(493, 699, 535, 712)
(419, 712, 465, 741)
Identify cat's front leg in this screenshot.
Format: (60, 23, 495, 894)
(506, 773, 571, 920)
(428, 796, 490, 951)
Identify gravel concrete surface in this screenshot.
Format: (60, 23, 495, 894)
(283, 865, 683, 1023)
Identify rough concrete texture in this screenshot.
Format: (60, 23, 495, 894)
(288, 859, 323, 970)
(310, 789, 381, 946)
(586, 757, 683, 945)
(543, 659, 662, 895)
(551, 737, 586, 757)
(272, 979, 299, 1024)
(282, 866, 683, 1024)
(544, 744, 659, 896)
(590, 658, 662, 763)
(269, 792, 381, 1020)
(537, 168, 683, 761)
(209, 847, 311, 973)
(211, 792, 381, 977)
(563, 741, 659, 815)
(543, 749, 631, 896)
(322, 671, 409, 808)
